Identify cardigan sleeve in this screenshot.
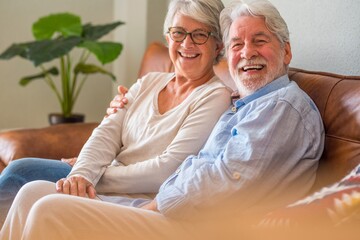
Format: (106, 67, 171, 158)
(95, 86, 231, 193)
(67, 77, 143, 185)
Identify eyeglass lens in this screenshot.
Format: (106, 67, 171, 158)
(168, 27, 211, 45)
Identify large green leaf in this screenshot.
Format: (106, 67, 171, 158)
(74, 63, 116, 81)
(32, 13, 82, 40)
(19, 67, 59, 86)
(82, 21, 125, 40)
(0, 37, 82, 65)
(80, 41, 123, 64)
(0, 41, 53, 60)
(0, 43, 28, 60)
(28, 36, 82, 66)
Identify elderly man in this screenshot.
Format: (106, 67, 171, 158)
(0, 0, 324, 239)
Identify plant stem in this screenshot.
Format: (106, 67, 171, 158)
(66, 54, 73, 114)
(60, 56, 71, 117)
(71, 49, 91, 111)
(79, 49, 91, 63)
(74, 74, 88, 105)
(39, 65, 62, 105)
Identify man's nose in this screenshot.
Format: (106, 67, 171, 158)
(240, 43, 258, 59)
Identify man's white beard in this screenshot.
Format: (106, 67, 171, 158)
(232, 54, 286, 97)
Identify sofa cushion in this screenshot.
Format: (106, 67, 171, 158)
(258, 164, 360, 228)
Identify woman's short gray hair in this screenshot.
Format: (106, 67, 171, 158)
(164, 0, 225, 63)
(220, 0, 290, 56)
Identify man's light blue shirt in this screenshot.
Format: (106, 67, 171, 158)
(156, 75, 324, 218)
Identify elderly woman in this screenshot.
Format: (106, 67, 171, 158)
(0, 0, 231, 231)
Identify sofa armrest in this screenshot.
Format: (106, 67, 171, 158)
(0, 122, 98, 172)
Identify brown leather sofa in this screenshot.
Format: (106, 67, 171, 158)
(1, 41, 360, 195)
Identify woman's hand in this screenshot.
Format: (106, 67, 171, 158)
(105, 85, 129, 118)
(141, 199, 159, 212)
(56, 175, 96, 199)
(61, 157, 77, 166)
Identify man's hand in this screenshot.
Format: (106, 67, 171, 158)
(105, 85, 129, 118)
(56, 176, 96, 199)
(141, 199, 159, 212)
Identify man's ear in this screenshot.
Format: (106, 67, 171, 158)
(283, 42, 292, 65)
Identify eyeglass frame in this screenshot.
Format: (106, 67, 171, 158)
(167, 27, 214, 45)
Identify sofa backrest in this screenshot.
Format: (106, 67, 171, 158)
(288, 69, 360, 190)
(138, 42, 360, 191)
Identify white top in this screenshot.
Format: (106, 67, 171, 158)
(68, 72, 231, 194)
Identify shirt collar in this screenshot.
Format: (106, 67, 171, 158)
(232, 74, 290, 111)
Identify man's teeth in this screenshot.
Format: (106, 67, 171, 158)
(242, 65, 264, 71)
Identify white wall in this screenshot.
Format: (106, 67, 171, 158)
(1, 0, 359, 130)
(113, 0, 167, 92)
(0, 0, 166, 130)
(222, 0, 360, 75)
(0, 0, 117, 129)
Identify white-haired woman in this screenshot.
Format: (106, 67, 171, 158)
(0, 0, 231, 237)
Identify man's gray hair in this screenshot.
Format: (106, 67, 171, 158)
(164, 0, 225, 63)
(220, 0, 290, 56)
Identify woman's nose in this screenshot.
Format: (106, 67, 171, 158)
(181, 34, 195, 47)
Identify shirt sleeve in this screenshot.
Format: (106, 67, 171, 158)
(95, 87, 231, 194)
(67, 78, 142, 185)
(156, 99, 324, 218)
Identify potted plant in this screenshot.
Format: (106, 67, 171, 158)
(0, 12, 124, 124)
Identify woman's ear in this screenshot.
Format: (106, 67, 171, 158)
(215, 42, 224, 56)
(217, 41, 223, 50)
(215, 41, 224, 56)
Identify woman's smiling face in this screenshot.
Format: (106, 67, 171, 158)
(166, 14, 222, 81)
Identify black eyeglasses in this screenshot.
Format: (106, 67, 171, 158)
(167, 27, 213, 45)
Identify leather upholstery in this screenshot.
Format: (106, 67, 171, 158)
(1, 42, 360, 194)
(287, 69, 360, 190)
(0, 123, 98, 172)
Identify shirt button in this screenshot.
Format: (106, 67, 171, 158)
(232, 172, 241, 180)
(175, 168, 181, 174)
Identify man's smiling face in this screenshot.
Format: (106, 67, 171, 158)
(227, 16, 292, 96)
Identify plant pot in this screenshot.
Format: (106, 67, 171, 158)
(48, 113, 85, 125)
